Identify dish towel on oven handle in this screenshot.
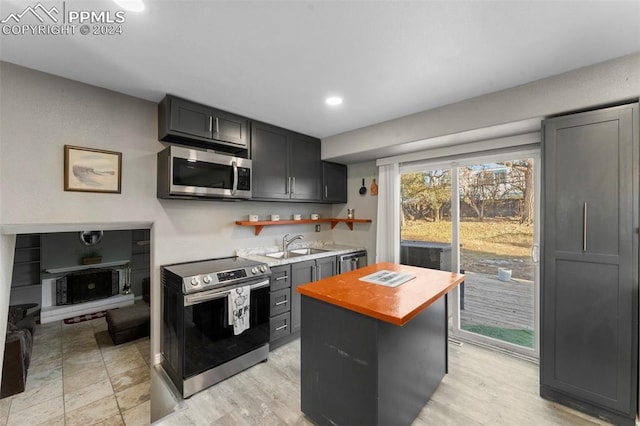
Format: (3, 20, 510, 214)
(228, 285, 251, 335)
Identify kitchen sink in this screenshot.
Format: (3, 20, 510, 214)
(264, 251, 288, 259)
(289, 248, 330, 255)
(263, 248, 331, 259)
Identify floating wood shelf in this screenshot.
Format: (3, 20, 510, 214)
(235, 218, 372, 236)
(328, 219, 372, 230)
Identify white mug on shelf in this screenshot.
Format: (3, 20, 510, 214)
(271, 214, 280, 221)
(248, 214, 259, 222)
(310, 213, 319, 220)
(293, 214, 301, 220)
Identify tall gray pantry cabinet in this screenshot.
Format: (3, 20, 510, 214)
(541, 103, 639, 425)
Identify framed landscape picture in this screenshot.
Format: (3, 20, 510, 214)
(64, 145, 122, 193)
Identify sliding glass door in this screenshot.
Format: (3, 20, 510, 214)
(400, 150, 540, 358)
(400, 168, 453, 266)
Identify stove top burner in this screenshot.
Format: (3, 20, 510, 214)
(163, 256, 271, 294)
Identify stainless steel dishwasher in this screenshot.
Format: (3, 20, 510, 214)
(338, 250, 367, 273)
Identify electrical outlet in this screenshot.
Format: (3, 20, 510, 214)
(315, 224, 321, 232)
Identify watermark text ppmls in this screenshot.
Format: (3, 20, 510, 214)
(1, 2, 128, 36)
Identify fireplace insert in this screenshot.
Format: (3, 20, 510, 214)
(56, 268, 119, 305)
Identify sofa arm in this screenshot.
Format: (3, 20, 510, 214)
(1, 332, 27, 398)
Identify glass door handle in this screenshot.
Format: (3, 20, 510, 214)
(531, 243, 540, 263)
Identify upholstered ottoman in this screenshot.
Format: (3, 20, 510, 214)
(106, 304, 150, 345)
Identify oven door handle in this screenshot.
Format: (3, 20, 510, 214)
(184, 279, 270, 306)
(249, 280, 270, 291)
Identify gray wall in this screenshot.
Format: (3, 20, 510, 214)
(0, 61, 337, 367)
(40, 231, 132, 272)
(331, 161, 378, 263)
(0, 236, 15, 384)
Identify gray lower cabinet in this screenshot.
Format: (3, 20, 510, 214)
(291, 257, 337, 334)
(269, 256, 337, 349)
(541, 103, 638, 425)
(269, 265, 292, 348)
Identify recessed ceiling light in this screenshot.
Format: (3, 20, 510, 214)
(114, 0, 145, 12)
(325, 96, 343, 106)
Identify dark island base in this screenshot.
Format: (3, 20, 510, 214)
(300, 295, 447, 426)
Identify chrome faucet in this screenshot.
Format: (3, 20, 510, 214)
(282, 233, 304, 254)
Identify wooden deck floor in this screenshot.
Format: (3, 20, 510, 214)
(459, 271, 535, 330)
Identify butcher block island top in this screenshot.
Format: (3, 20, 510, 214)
(297, 262, 465, 326)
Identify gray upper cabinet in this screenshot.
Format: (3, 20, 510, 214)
(168, 98, 212, 140)
(251, 122, 290, 200)
(158, 95, 249, 154)
(251, 121, 321, 202)
(541, 103, 638, 425)
(322, 161, 347, 203)
(289, 133, 322, 201)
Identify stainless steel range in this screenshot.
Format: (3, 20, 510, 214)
(161, 257, 271, 398)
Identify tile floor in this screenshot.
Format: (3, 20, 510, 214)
(0, 315, 150, 426)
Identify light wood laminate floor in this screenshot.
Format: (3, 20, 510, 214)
(157, 338, 612, 425)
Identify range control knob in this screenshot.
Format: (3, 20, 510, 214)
(251, 267, 258, 275)
(202, 275, 212, 284)
(190, 277, 200, 287)
(259, 265, 268, 273)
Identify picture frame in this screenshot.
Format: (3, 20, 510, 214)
(64, 145, 122, 193)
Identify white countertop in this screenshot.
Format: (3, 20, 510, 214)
(236, 242, 365, 266)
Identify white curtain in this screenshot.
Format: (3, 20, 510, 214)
(375, 163, 400, 263)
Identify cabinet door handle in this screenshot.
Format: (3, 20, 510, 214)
(583, 202, 588, 252)
(287, 177, 291, 194)
(215, 117, 219, 134)
(275, 299, 288, 306)
(209, 116, 213, 133)
(275, 275, 288, 281)
(275, 324, 288, 331)
(324, 185, 328, 198)
(292, 177, 296, 194)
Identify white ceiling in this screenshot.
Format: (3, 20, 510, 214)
(1, 1, 639, 140)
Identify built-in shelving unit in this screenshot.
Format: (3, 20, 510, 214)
(131, 229, 150, 300)
(11, 234, 41, 288)
(235, 218, 372, 236)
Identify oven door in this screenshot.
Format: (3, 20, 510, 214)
(182, 279, 269, 379)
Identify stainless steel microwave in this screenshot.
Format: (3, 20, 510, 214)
(157, 146, 251, 200)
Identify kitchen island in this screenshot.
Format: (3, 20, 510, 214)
(297, 262, 465, 425)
